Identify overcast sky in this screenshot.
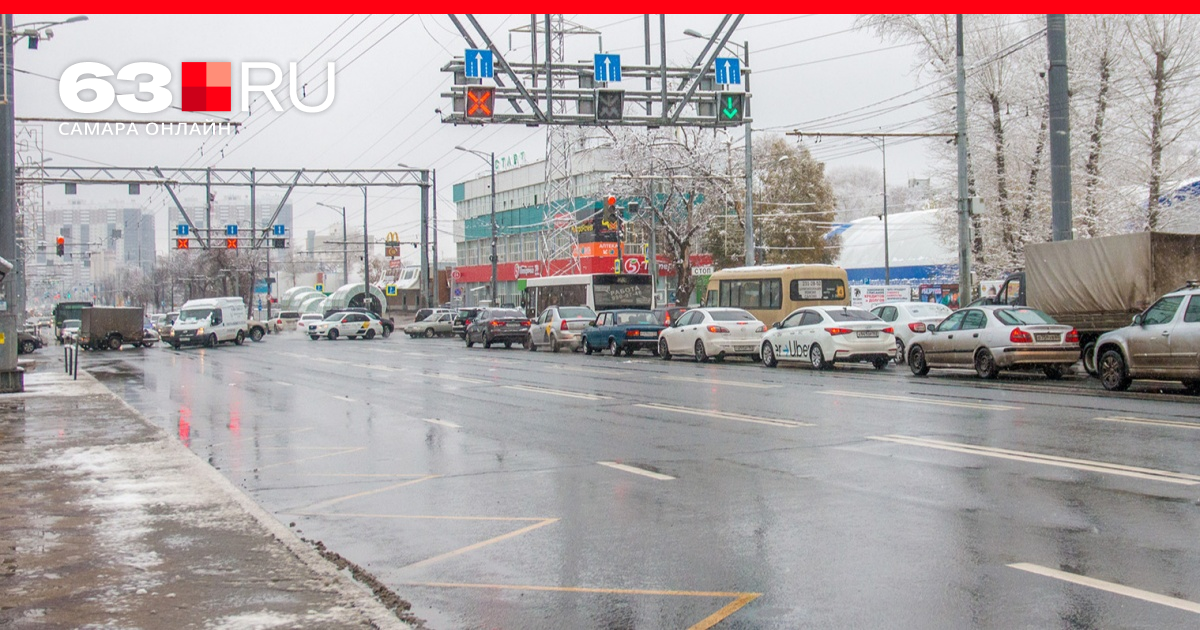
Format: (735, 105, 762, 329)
(14, 14, 936, 265)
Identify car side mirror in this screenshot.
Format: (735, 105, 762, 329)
(588, 321, 597, 327)
(772, 321, 782, 329)
(929, 323, 939, 333)
(1133, 313, 1144, 326)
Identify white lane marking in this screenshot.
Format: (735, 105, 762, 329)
(561, 365, 621, 376)
(597, 461, 675, 481)
(635, 403, 813, 428)
(332, 395, 355, 403)
(657, 375, 780, 389)
(502, 385, 611, 400)
(418, 372, 488, 385)
(824, 390, 1021, 411)
(423, 418, 462, 428)
(869, 435, 1200, 485)
(1095, 416, 1200, 430)
(274, 381, 293, 387)
(1009, 563, 1200, 615)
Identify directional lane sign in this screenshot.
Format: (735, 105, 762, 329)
(594, 53, 621, 82)
(272, 224, 286, 236)
(225, 224, 238, 236)
(596, 89, 624, 122)
(464, 48, 493, 79)
(176, 224, 189, 236)
(715, 57, 741, 85)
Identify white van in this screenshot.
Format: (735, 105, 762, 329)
(169, 297, 249, 348)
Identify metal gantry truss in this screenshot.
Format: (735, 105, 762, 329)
(16, 166, 430, 251)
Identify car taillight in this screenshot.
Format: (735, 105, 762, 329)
(908, 322, 926, 333)
(626, 330, 640, 337)
(1066, 329, 1079, 343)
(464, 320, 471, 327)
(882, 327, 894, 334)
(825, 327, 853, 335)
(755, 325, 766, 333)
(490, 320, 501, 326)
(560, 319, 569, 331)
(522, 321, 531, 326)
(1010, 327, 1033, 343)
(707, 325, 730, 333)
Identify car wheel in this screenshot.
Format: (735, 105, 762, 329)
(550, 336, 560, 353)
(909, 345, 930, 376)
(895, 339, 906, 365)
(694, 339, 709, 363)
(1081, 341, 1097, 377)
(328, 329, 339, 341)
(658, 338, 671, 360)
(583, 339, 593, 355)
(974, 349, 999, 379)
(526, 334, 537, 351)
(424, 328, 436, 338)
(142, 341, 156, 349)
(382, 326, 392, 338)
(310, 335, 319, 341)
(1043, 365, 1066, 380)
(761, 342, 777, 368)
(234, 330, 245, 346)
(872, 356, 890, 370)
(365, 329, 376, 340)
(1099, 349, 1131, 391)
(609, 339, 621, 357)
(250, 327, 264, 342)
(1182, 379, 1200, 394)
(171, 342, 181, 350)
(483, 334, 492, 349)
(623, 346, 635, 357)
(504, 341, 512, 348)
(108, 336, 123, 351)
(809, 344, 827, 370)
(19, 340, 35, 354)
(209, 333, 219, 348)
(465, 334, 475, 348)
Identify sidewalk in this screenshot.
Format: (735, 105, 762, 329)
(0, 359, 419, 629)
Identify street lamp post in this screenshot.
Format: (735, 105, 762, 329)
(685, 29, 753, 266)
(315, 202, 348, 287)
(455, 146, 497, 304)
(361, 186, 371, 313)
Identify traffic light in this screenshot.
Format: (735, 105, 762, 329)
(595, 89, 624, 122)
(272, 238, 287, 249)
(56, 236, 65, 256)
(465, 86, 495, 120)
(226, 238, 238, 249)
(717, 92, 744, 123)
(176, 238, 190, 250)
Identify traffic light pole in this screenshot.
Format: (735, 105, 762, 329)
(742, 40, 754, 267)
(0, 15, 22, 392)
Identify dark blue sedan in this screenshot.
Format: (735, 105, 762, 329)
(582, 309, 666, 356)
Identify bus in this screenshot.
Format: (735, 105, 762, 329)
(703, 264, 850, 326)
(523, 274, 653, 315)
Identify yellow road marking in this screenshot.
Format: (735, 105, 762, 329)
(636, 402, 813, 428)
(658, 375, 779, 389)
(1094, 416, 1200, 430)
(1009, 563, 1200, 614)
(402, 517, 559, 571)
(598, 461, 676, 480)
(870, 435, 1200, 485)
(302, 474, 441, 511)
(503, 384, 611, 400)
(257, 447, 366, 471)
(825, 390, 1021, 411)
(402, 582, 760, 629)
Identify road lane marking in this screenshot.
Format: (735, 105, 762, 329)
(1009, 563, 1200, 615)
(1094, 416, 1200, 430)
(258, 446, 366, 471)
(689, 593, 763, 630)
(635, 403, 813, 428)
(561, 365, 622, 376)
(332, 395, 354, 403)
(302, 474, 441, 511)
(409, 371, 488, 385)
(658, 375, 780, 389)
(869, 435, 1200, 485)
(423, 418, 461, 428)
(824, 390, 1021, 411)
(503, 385, 611, 400)
(598, 461, 675, 480)
(402, 517, 560, 571)
(274, 381, 294, 387)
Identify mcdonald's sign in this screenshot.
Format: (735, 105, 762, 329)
(385, 231, 400, 258)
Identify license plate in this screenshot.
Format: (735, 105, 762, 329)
(857, 331, 879, 338)
(1035, 333, 1059, 342)
(735, 345, 754, 352)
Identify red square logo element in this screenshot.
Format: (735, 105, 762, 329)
(181, 62, 231, 112)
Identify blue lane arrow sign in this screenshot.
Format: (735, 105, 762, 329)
(176, 223, 189, 236)
(465, 48, 494, 79)
(225, 224, 238, 236)
(715, 57, 741, 85)
(272, 224, 286, 236)
(594, 53, 621, 83)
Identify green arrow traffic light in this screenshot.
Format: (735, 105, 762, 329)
(717, 92, 744, 123)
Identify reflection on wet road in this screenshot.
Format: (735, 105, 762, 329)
(88, 333, 1200, 628)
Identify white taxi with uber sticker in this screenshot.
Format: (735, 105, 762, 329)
(761, 306, 895, 370)
(308, 311, 383, 341)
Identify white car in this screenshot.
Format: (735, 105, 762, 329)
(760, 306, 895, 370)
(657, 307, 766, 362)
(296, 313, 323, 332)
(308, 311, 383, 340)
(60, 319, 82, 344)
(870, 301, 953, 364)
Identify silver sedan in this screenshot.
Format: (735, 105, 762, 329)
(907, 306, 1079, 379)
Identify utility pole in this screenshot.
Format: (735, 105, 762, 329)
(431, 169, 439, 306)
(0, 14, 20, 391)
(362, 186, 371, 313)
(419, 170, 430, 307)
(742, 39, 754, 267)
(1047, 14, 1072, 241)
(956, 15, 973, 302)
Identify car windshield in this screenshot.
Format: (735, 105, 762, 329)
(559, 307, 596, 319)
(178, 308, 213, 322)
(709, 310, 756, 322)
(995, 308, 1058, 325)
(827, 308, 880, 322)
(616, 311, 656, 325)
(490, 309, 525, 319)
(903, 303, 952, 318)
(64, 319, 81, 328)
(323, 312, 346, 321)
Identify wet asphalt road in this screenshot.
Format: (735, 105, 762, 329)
(84, 331, 1200, 629)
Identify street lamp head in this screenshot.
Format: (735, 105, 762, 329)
(683, 29, 705, 39)
(64, 16, 89, 24)
(454, 145, 468, 152)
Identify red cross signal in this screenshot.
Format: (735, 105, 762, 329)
(466, 86, 495, 120)
(176, 238, 190, 250)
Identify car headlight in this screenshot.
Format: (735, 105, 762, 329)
(197, 327, 205, 335)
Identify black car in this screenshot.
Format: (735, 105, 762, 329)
(465, 308, 530, 349)
(453, 308, 482, 339)
(17, 329, 43, 355)
(322, 307, 393, 337)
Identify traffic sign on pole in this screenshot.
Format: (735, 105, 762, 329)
(717, 92, 744, 123)
(595, 89, 624, 122)
(225, 224, 238, 236)
(465, 86, 495, 120)
(593, 54, 621, 82)
(272, 224, 286, 236)
(464, 48, 494, 79)
(715, 57, 741, 85)
(176, 224, 189, 236)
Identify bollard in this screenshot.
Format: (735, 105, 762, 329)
(64, 345, 69, 374)
(73, 341, 79, 380)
